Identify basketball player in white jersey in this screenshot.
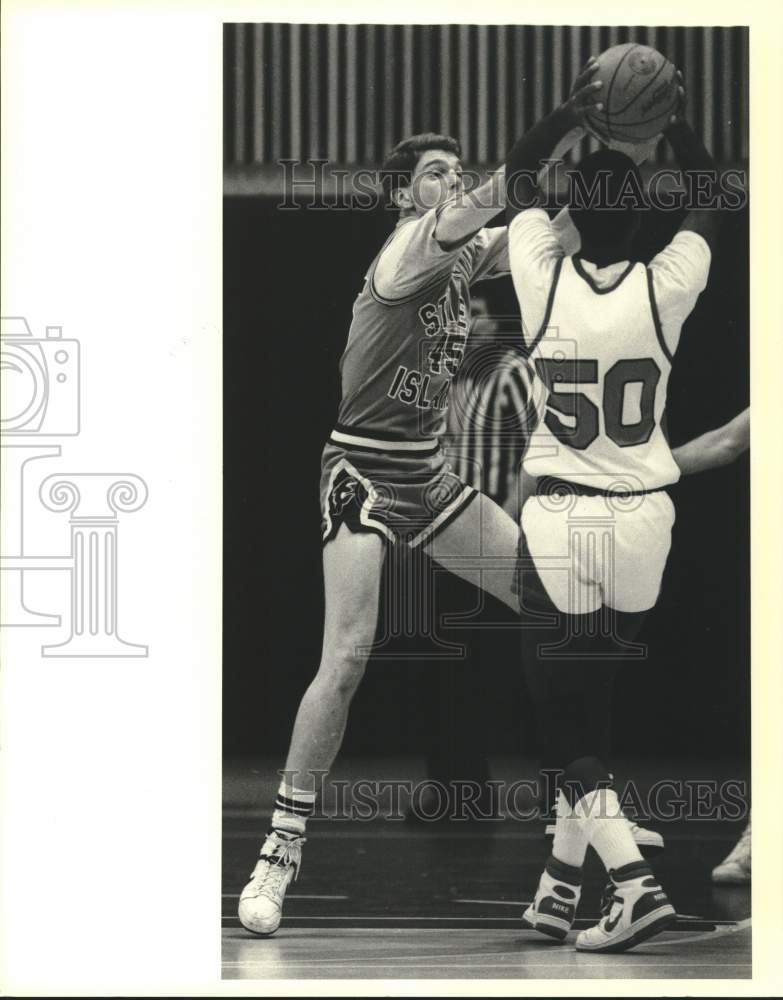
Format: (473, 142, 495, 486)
(504, 63, 723, 952)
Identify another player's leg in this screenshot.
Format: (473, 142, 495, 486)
(426, 489, 662, 861)
(537, 658, 664, 853)
(538, 655, 664, 853)
(521, 790, 586, 939)
(414, 492, 519, 816)
(518, 496, 675, 951)
(238, 524, 385, 936)
(567, 761, 676, 953)
(522, 643, 676, 952)
(424, 489, 521, 613)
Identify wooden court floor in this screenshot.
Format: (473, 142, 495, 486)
(222, 777, 751, 982)
(222, 922, 751, 980)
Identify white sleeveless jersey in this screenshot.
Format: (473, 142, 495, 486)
(523, 256, 681, 492)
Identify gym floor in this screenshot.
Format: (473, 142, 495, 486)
(222, 757, 751, 981)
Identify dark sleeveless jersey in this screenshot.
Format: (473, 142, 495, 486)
(336, 207, 508, 442)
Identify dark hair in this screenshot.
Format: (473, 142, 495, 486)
(379, 133, 462, 206)
(568, 149, 646, 248)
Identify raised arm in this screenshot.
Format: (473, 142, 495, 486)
(435, 114, 592, 247)
(663, 78, 722, 254)
(501, 61, 603, 345)
(505, 59, 603, 223)
(434, 166, 507, 247)
(672, 408, 749, 476)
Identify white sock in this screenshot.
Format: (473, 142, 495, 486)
(574, 787, 643, 871)
(271, 782, 316, 836)
(552, 791, 589, 869)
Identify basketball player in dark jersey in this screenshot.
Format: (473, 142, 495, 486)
(237, 66, 608, 938)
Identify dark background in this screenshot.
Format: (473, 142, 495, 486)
(223, 197, 750, 763)
(223, 23, 749, 769)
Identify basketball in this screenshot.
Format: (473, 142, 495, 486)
(585, 43, 679, 144)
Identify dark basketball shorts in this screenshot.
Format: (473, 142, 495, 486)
(320, 426, 478, 547)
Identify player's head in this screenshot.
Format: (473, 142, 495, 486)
(568, 149, 645, 259)
(380, 133, 463, 215)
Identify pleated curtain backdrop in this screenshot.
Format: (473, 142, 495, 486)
(224, 24, 748, 169)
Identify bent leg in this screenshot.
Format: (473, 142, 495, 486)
(424, 491, 520, 613)
(283, 523, 386, 790)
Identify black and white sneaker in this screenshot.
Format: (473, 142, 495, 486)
(521, 856, 582, 941)
(575, 860, 675, 953)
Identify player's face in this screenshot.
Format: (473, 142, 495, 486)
(407, 149, 464, 215)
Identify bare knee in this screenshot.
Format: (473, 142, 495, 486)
(317, 634, 371, 697)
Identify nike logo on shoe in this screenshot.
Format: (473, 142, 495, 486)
(604, 905, 623, 932)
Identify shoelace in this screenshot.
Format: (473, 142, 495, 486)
(599, 880, 616, 918)
(256, 860, 292, 900)
(252, 836, 303, 899)
(599, 886, 623, 925)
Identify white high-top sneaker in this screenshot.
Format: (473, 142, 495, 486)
(238, 829, 306, 936)
(575, 860, 675, 953)
(521, 856, 582, 941)
(712, 819, 751, 884)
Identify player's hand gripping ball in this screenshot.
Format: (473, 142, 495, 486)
(584, 43, 679, 144)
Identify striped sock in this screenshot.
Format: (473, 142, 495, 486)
(552, 791, 589, 869)
(271, 782, 316, 836)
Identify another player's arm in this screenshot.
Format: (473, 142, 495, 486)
(454, 70, 592, 278)
(434, 166, 506, 248)
(502, 60, 601, 345)
(648, 80, 716, 356)
(672, 408, 750, 476)
(505, 58, 603, 223)
(663, 77, 722, 253)
(377, 167, 510, 298)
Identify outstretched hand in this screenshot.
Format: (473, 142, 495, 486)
(561, 57, 603, 127)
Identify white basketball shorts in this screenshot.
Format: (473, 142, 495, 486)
(520, 489, 676, 615)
